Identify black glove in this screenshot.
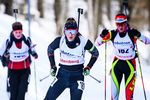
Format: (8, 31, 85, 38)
(100, 29, 109, 38)
(31, 51, 38, 59)
(50, 65, 57, 77)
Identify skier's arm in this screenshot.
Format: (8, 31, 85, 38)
(47, 37, 61, 67)
(26, 36, 38, 59)
(138, 34, 150, 44)
(25, 36, 37, 52)
(84, 40, 99, 69)
(95, 29, 112, 46)
(0, 38, 10, 57)
(132, 29, 150, 44)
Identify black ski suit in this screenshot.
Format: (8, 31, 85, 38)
(44, 35, 99, 100)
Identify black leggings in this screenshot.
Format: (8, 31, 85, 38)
(9, 68, 30, 100)
(44, 68, 84, 100)
(111, 57, 136, 100)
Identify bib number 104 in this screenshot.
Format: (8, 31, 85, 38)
(118, 49, 129, 54)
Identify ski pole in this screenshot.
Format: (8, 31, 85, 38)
(29, 44, 37, 49)
(135, 40, 147, 100)
(77, 8, 83, 31)
(104, 37, 107, 100)
(39, 75, 50, 82)
(89, 74, 101, 83)
(13, 9, 18, 22)
(33, 59, 38, 100)
(123, 1, 128, 24)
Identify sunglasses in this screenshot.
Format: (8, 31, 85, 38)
(116, 22, 126, 27)
(65, 29, 77, 34)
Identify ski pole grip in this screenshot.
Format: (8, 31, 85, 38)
(13, 9, 18, 14)
(78, 8, 83, 14)
(81, 9, 83, 14)
(77, 8, 83, 31)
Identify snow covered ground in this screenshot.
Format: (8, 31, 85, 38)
(0, 0, 150, 100)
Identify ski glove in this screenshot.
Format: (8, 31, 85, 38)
(50, 65, 57, 77)
(82, 67, 90, 76)
(31, 51, 38, 59)
(100, 29, 109, 38)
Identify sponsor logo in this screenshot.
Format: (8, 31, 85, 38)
(114, 41, 131, 45)
(11, 51, 28, 55)
(117, 55, 132, 58)
(61, 50, 75, 56)
(60, 58, 79, 63)
(11, 51, 28, 59)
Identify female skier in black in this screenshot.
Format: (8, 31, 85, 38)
(44, 17, 99, 100)
(95, 14, 150, 100)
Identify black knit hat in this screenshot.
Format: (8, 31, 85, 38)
(12, 22, 22, 31)
(64, 23, 78, 30)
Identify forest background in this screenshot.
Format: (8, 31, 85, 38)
(1, 0, 150, 61)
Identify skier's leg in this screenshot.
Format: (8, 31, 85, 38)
(70, 80, 84, 100)
(44, 77, 67, 100)
(7, 68, 10, 92)
(17, 68, 30, 100)
(125, 59, 136, 100)
(44, 68, 69, 100)
(111, 59, 122, 100)
(9, 69, 19, 100)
